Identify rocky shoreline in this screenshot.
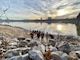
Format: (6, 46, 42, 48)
(0, 25, 80, 60)
(0, 35, 79, 60)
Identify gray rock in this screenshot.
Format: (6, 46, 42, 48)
(0, 36, 4, 40)
(58, 41, 71, 54)
(49, 45, 57, 51)
(22, 48, 30, 55)
(10, 56, 22, 60)
(28, 50, 44, 60)
(49, 39, 56, 47)
(28, 40, 38, 47)
(4, 49, 20, 58)
(61, 53, 68, 60)
(18, 41, 27, 47)
(36, 44, 45, 54)
(22, 54, 29, 60)
(51, 51, 68, 60)
(50, 54, 62, 60)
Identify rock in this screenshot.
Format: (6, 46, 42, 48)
(76, 51, 80, 58)
(18, 41, 27, 47)
(9, 42, 17, 46)
(50, 54, 62, 60)
(26, 38, 31, 42)
(70, 42, 80, 51)
(58, 41, 71, 54)
(28, 40, 38, 47)
(4, 51, 14, 58)
(4, 48, 20, 58)
(36, 44, 45, 54)
(6, 46, 17, 49)
(49, 39, 56, 46)
(17, 38, 26, 40)
(10, 56, 22, 60)
(10, 54, 28, 60)
(0, 36, 4, 40)
(49, 45, 57, 51)
(22, 54, 29, 60)
(69, 51, 78, 60)
(51, 51, 68, 60)
(22, 48, 30, 55)
(61, 53, 68, 60)
(28, 50, 44, 60)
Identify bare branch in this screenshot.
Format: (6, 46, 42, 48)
(0, 0, 10, 20)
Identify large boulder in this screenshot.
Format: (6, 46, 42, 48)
(28, 50, 44, 60)
(58, 41, 71, 54)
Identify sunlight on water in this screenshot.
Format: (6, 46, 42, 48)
(1, 22, 77, 36)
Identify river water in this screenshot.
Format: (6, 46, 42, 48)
(1, 22, 77, 36)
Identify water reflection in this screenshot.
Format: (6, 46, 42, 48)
(1, 22, 77, 36)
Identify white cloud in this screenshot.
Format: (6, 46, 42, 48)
(0, 0, 80, 19)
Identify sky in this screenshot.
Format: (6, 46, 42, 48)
(0, 0, 80, 20)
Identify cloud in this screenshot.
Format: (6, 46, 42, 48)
(0, 0, 80, 19)
(24, 0, 80, 19)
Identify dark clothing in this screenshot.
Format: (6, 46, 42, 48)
(41, 33, 44, 40)
(49, 34, 54, 39)
(30, 33, 34, 39)
(37, 32, 40, 39)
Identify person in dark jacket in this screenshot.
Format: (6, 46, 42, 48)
(37, 31, 41, 39)
(30, 31, 34, 39)
(41, 32, 44, 40)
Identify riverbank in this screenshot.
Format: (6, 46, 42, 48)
(0, 24, 80, 60)
(0, 24, 29, 38)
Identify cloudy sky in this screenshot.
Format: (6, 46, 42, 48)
(0, 0, 80, 20)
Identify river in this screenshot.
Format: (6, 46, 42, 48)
(1, 22, 77, 36)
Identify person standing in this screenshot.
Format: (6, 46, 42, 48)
(46, 32, 49, 41)
(30, 31, 34, 39)
(37, 31, 41, 39)
(41, 32, 44, 40)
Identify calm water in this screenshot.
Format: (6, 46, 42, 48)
(1, 22, 77, 36)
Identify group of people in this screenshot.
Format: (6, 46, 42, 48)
(30, 30, 49, 40)
(30, 30, 64, 41)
